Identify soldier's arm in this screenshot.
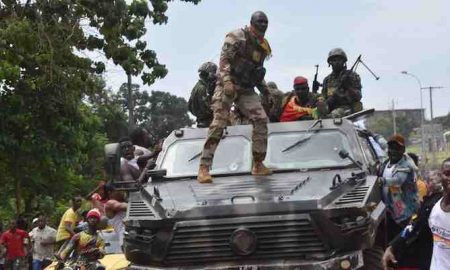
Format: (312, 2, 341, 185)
(218, 31, 242, 83)
(346, 72, 362, 102)
(321, 77, 329, 98)
(256, 80, 270, 96)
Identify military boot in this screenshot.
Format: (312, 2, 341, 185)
(197, 164, 212, 184)
(252, 161, 272, 176)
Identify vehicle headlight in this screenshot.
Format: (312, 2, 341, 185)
(229, 227, 257, 256)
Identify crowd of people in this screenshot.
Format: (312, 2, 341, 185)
(0, 181, 129, 270)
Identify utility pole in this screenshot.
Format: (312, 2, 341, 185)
(127, 73, 135, 131)
(391, 99, 397, 134)
(421, 86, 444, 120)
(421, 86, 446, 168)
(400, 71, 426, 163)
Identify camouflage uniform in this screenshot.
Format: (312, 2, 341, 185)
(260, 82, 285, 122)
(188, 78, 214, 127)
(321, 69, 362, 118)
(200, 27, 270, 167)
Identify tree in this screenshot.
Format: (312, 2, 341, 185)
(115, 84, 193, 144)
(366, 115, 417, 143)
(0, 0, 200, 220)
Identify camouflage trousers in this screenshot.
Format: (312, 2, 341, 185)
(200, 86, 268, 167)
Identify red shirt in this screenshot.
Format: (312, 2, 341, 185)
(0, 229, 29, 260)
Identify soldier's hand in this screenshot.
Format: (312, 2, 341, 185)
(334, 88, 347, 98)
(312, 81, 321, 92)
(223, 80, 235, 98)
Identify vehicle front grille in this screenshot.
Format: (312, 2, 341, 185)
(128, 199, 155, 218)
(164, 214, 327, 264)
(335, 185, 369, 206)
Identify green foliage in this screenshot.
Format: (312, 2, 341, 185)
(0, 0, 200, 223)
(434, 113, 450, 130)
(366, 115, 417, 143)
(116, 84, 194, 144)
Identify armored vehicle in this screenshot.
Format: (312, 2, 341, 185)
(108, 112, 387, 269)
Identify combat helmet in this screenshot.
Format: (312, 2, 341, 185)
(266, 81, 278, 90)
(327, 48, 347, 63)
(198, 62, 217, 74)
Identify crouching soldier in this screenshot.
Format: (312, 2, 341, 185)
(322, 48, 362, 118)
(279, 76, 327, 122)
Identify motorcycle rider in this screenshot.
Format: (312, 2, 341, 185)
(57, 209, 105, 270)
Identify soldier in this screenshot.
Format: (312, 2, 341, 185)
(279, 76, 327, 122)
(321, 48, 362, 118)
(197, 11, 272, 184)
(260, 81, 285, 122)
(188, 62, 218, 128)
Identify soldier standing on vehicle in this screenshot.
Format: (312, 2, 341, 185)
(321, 48, 362, 118)
(188, 62, 218, 128)
(197, 11, 273, 184)
(279, 76, 327, 122)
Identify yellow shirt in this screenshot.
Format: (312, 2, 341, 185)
(56, 208, 81, 242)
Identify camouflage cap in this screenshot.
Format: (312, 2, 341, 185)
(327, 48, 347, 62)
(198, 62, 217, 74)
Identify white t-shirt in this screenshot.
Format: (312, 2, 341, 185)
(429, 198, 450, 270)
(29, 226, 57, 261)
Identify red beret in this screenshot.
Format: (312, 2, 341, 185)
(293, 76, 308, 86)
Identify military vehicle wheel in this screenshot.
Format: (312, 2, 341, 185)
(361, 246, 383, 270)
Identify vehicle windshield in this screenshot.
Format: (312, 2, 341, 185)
(265, 130, 355, 170)
(160, 136, 252, 178)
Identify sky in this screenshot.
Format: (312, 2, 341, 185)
(103, 0, 450, 119)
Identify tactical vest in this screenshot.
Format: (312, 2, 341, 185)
(323, 70, 353, 107)
(231, 29, 267, 88)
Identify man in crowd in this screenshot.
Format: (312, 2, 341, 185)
(407, 152, 428, 202)
(104, 186, 127, 247)
(29, 215, 56, 270)
(382, 158, 450, 270)
(0, 219, 30, 270)
(58, 209, 105, 269)
(379, 134, 419, 243)
(279, 76, 327, 122)
(321, 48, 362, 118)
(56, 196, 82, 251)
(188, 62, 218, 128)
(198, 11, 273, 183)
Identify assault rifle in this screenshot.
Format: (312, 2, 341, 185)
(312, 64, 321, 94)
